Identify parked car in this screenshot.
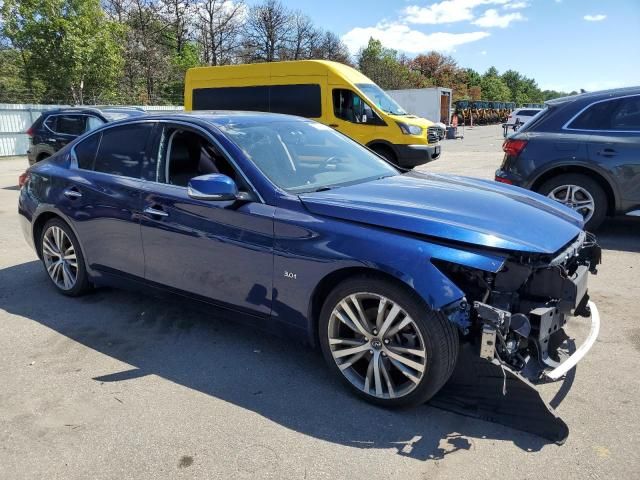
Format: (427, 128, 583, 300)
(505, 107, 543, 126)
(496, 87, 640, 230)
(184, 60, 441, 168)
(18, 112, 601, 407)
(26, 107, 146, 165)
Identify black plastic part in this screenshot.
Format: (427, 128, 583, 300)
(429, 344, 569, 445)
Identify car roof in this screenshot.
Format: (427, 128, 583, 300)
(120, 110, 315, 127)
(43, 106, 146, 120)
(546, 86, 640, 106)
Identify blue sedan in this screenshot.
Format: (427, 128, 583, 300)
(18, 112, 602, 406)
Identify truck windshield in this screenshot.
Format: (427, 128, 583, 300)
(356, 83, 407, 115)
(218, 119, 398, 193)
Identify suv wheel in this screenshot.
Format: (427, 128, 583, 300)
(39, 218, 91, 296)
(319, 276, 458, 407)
(538, 173, 607, 230)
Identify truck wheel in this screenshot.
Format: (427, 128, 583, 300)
(319, 276, 459, 407)
(537, 173, 607, 231)
(370, 145, 400, 167)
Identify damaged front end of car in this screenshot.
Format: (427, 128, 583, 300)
(436, 231, 602, 385)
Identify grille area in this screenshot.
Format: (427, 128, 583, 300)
(427, 126, 440, 143)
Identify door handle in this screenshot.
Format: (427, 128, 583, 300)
(144, 206, 169, 218)
(63, 188, 82, 199)
(328, 124, 339, 128)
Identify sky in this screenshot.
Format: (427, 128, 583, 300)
(265, 0, 640, 92)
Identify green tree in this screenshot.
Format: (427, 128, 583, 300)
(1, 0, 124, 104)
(481, 66, 511, 101)
(357, 38, 425, 90)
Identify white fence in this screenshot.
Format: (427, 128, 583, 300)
(0, 104, 184, 157)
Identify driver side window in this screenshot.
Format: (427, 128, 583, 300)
(332, 89, 381, 125)
(154, 126, 247, 191)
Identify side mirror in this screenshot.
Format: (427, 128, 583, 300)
(187, 174, 238, 201)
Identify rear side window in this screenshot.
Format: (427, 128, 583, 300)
(56, 115, 86, 135)
(193, 86, 269, 111)
(518, 109, 538, 116)
(93, 124, 153, 177)
(568, 96, 640, 131)
(269, 85, 321, 117)
(192, 84, 322, 118)
(74, 133, 101, 170)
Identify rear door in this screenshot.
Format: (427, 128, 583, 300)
(568, 95, 640, 209)
(44, 114, 87, 151)
(65, 122, 155, 277)
(139, 122, 275, 315)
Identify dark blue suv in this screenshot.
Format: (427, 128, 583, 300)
(26, 107, 145, 165)
(495, 87, 640, 230)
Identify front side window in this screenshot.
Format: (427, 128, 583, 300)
(154, 126, 246, 190)
(92, 123, 153, 177)
(568, 96, 640, 131)
(218, 119, 398, 193)
(332, 89, 383, 125)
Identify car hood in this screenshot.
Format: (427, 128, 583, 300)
(299, 172, 584, 254)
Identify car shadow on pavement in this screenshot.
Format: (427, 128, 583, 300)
(1, 261, 552, 461)
(597, 218, 640, 253)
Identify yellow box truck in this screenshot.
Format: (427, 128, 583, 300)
(184, 60, 440, 168)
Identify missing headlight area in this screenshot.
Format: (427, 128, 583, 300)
(434, 232, 602, 384)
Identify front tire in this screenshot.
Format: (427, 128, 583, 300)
(319, 276, 459, 407)
(537, 173, 607, 231)
(39, 218, 90, 296)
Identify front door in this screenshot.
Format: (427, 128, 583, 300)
(139, 123, 275, 316)
(329, 88, 382, 145)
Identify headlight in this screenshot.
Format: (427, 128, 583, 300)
(396, 122, 422, 135)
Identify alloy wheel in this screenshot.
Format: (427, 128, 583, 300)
(42, 225, 78, 290)
(327, 293, 427, 399)
(547, 184, 595, 223)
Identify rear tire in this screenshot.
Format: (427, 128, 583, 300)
(39, 218, 91, 296)
(319, 275, 459, 407)
(537, 173, 607, 231)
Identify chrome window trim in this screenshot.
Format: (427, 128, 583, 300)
(44, 113, 105, 136)
(562, 93, 640, 133)
(165, 129, 179, 184)
(70, 118, 265, 204)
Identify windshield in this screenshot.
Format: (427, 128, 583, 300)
(218, 120, 398, 193)
(355, 83, 407, 115)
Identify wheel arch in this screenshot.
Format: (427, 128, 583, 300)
(366, 140, 397, 161)
(531, 164, 617, 215)
(36, 152, 51, 162)
(31, 209, 88, 267)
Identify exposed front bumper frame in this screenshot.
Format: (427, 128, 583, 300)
(543, 301, 600, 381)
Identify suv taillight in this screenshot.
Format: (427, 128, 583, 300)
(26, 127, 34, 137)
(502, 139, 528, 158)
